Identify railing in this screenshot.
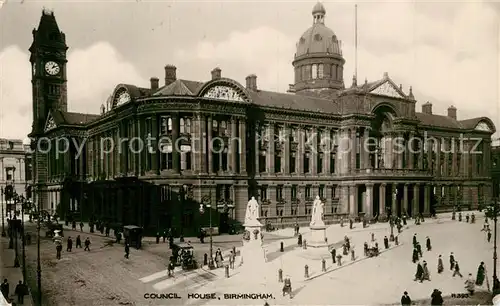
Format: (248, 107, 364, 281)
(354, 168, 431, 176)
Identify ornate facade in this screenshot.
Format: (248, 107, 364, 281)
(30, 6, 495, 235)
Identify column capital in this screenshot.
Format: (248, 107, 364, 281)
(380, 183, 387, 187)
(365, 183, 374, 188)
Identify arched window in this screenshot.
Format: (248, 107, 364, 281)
(180, 118, 185, 133)
(167, 118, 172, 132)
(312, 64, 318, 79)
(318, 64, 324, 78)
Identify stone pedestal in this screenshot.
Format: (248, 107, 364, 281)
(308, 225, 328, 248)
(240, 220, 266, 269)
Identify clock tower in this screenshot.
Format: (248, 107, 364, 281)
(29, 9, 68, 136)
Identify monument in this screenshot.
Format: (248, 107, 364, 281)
(239, 197, 266, 268)
(308, 196, 328, 248)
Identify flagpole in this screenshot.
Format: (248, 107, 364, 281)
(354, 4, 358, 81)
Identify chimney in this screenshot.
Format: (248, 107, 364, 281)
(150, 77, 159, 90)
(211, 67, 221, 80)
(164, 65, 177, 86)
(448, 105, 457, 120)
(422, 102, 432, 115)
(245, 74, 257, 91)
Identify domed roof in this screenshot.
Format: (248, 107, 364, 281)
(296, 3, 342, 58)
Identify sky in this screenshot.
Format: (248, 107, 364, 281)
(0, 0, 499, 141)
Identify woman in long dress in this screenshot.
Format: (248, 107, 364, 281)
(437, 255, 444, 273)
(422, 261, 430, 281)
(476, 262, 485, 286)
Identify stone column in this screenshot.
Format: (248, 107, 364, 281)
(349, 184, 358, 216)
(408, 133, 414, 169)
(463, 141, 470, 178)
(267, 123, 274, 174)
(284, 185, 292, 215)
(0, 157, 3, 181)
(311, 127, 318, 175)
(443, 139, 449, 176)
(451, 138, 457, 176)
(483, 139, 490, 177)
(424, 184, 431, 216)
(239, 119, 247, 174)
(471, 142, 478, 177)
(379, 183, 386, 217)
(435, 138, 441, 177)
(413, 183, 420, 217)
(207, 116, 213, 174)
(298, 126, 305, 174)
(340, 185, 349, 213)
(397, 132, 404, 169)
(365, 183, 373, 218)
(426, 138, 433, 172)
(325, 185, 333, 215)
(230, 118, 238, 173)
(172, 114, 180, 173)
(403, 183, 409, 215)
(391, 184, 397, 216)
(324, 129, 331, 175)
(350, 128, 357, 172)
(418, 137, 424, 169)
(283, 124, 290, 174)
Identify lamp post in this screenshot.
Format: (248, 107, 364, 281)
(20, 193, 26, 281)
(200, 191, 214, 269)
(491, 197, 500, 296)
(36, 185, 42, 305)
(389, 215, 395, 241)
(8, 186, 13, 249)
(13, 193, 20, 268)
(1, 187, 5, 237)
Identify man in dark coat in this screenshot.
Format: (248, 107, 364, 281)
(1, 279, 9, 300)
(431, 289, 443, 305)
(364, 242, 369, 256)
(401, 291, 411, 306)
(412, 248, 419, 263)
(384, 236, 389, 249)
(449, 252, 455, 270)
(66, 236, 73, 252)
(416, 242, 422, 257)
(414, 262, 424, 281)
(426, 236, 431, 251)
(476, 262, 485, 286)
(330, 248, 336, 263)
(437, 255, 444, 273)
(488, 230, 492, 243)
(84, 237, 91, 251)
(453, 261, 463, 278)
(412, 234, 417, 247)
(76, 235, 82, 248)
(14, 281, 26, 304)
(124, 243, 130, 259)
(56, 242, 63, 259)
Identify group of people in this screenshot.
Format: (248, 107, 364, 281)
(1, 279, 28, 305)
(54, 235, 92, 260)
(452, 211, 476, 224)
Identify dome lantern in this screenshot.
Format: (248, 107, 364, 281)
(312, 2, 326, 24)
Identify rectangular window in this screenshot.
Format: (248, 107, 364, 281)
(222, 152, 228, 171)
(330, 154, 336, 173)
(276, 185, 283, 201)
(304, 153, 310, 173)
(291, 185, 297, 200)
(290, 152, 296, 173)
(260, 185, 268, 200)
(319, 185, 325, 198)
(186, 152, 192, 170)
(213, 152, 220, 172)
(259, 153, 266, 173)
(317, 153, 323, 173)
(274, 154, 281, 173)
(305, 185, 311, 198)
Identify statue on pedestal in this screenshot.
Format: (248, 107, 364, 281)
(244, 197, 261, 225)
(310, 196, 325, 227)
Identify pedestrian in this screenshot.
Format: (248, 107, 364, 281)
(466, 214, 470, 223)
(437, 255, 444, 274)
(229, 251, 235, 269)
(384, 236, 389, 249)
(414, 261, 424, 282)
(416, 242, 422, 257)
(56, 242, 62, 260)
(79, 221, 84, 232)
(124, 243, 130, 259)
(371, 232, 375, 242)
(488, 230, 492, 243)
(401, 291, 411, 306)
(453, 261, 463, 278)
(162, 230, 167, 243)
(351, 249, 355, 261)
(364, 242, 369, 256)
(156, 232, 160, 244)
(412, 234, 417, 247)
(458, 212, 462, 222)
(422, 261, 430, 281)
(471, 213, 475, 223)
(298, 233, 302, 246)
(342, 244, 348, 255)
(84, 237, 91, 251)
(349, 218, 353, 229)
(75, 235, 82, 248)
(431, 289, 443, 305)
(402, 214, 407, 226)
(330, 248, 336, 263)
(66, 236, 73, 252)
(465, 273, 475, 295)
(14, 281, 26, 304)
(449, 252, 455, 270)
(1, 279, 9, 300)
(72, 220, 76, 230)
(426, 236, 431, 251)
(105, 226, 111, 237)
(476, 262, 485, 286)
(412, 248, 419, 263)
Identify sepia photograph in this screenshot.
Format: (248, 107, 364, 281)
(0, 0, 500, 305)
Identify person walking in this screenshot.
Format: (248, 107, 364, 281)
(426, 236, 432, 251)
(476, 262, 485, 286)
(66, 236, 73, 252)
(401, 291, 411, 306)
(75, 235, 82, 248)
(56, 242, 63, 260)
(449, 252, 455, 271)
(14, 281, 26, 304)
(1, 279, 9, 301)
(437, 255, 444, 274)
(79, 221, 84, 232)
(488, 230, 492, 243)
(431, 289, 443, 305)
(84, 237, 91, 251)
(124, 243, 130, 259)
(453, 261, 463, 278)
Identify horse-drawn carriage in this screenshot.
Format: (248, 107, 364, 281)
(172, 243, 198, 270)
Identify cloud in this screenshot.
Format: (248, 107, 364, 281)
(174, 1, 500, 132)
(0, 42, 144, 140)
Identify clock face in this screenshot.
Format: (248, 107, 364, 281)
(116, 91, 131, 106)
(45, 61, 60, 75)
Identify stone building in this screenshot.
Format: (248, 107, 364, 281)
(0, 139, 32, 214)
(29, 6, 495, 235)
(491, 145, 500, 198)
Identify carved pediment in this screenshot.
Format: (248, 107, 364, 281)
(202, 85, 245, 102)
(370, 81, 405, 99)
(475, 121, 492, 132)
(44, 114, 57, 132)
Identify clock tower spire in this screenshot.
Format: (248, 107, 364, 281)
(29, 9, 68, 135)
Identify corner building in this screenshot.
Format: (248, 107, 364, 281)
(30, 6, 495, 235)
